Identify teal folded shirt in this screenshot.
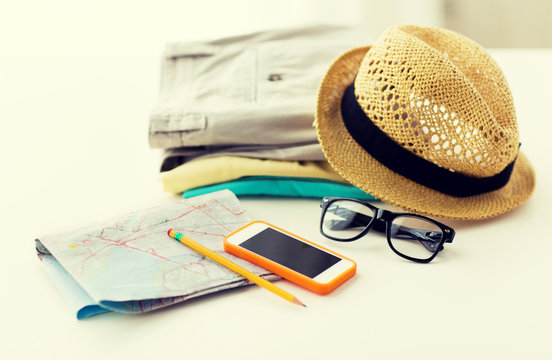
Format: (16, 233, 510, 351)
(183, 176, 375, 200)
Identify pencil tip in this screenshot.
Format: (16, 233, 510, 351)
(292, 297, 307, 307)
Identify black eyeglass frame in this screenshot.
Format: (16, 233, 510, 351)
(319, 197, 455, 263)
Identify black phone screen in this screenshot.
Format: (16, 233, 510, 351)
(239, 227, 342, 278)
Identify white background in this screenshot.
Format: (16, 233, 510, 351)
(1, 1, 551, 359)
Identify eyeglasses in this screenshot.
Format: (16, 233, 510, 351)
(320, 197, 455, 263)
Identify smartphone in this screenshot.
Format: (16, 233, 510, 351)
(224, 220, 356, 295)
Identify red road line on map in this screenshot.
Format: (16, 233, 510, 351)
(75, 233, 184, 278)
(77, 243, 116, 277)
(191, 205, 232, 232)
(123, 244, 182, 265)
(161, 257, 209, 290)
(133, 209, 156, 232)
(127, 207, 198, 232)
(80, 235, 94, 255)
(118, 232, 154, 245)
(96, 236, 119, 243)
(170, 208, 197, 221)
(213, 199, 246, 215)
(102, 229, 140, 243)
(46, 234, 62, 245)
(61, 197, 246, 283)
(176, 228, 226, 238)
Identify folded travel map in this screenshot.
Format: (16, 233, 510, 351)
(35, 190, 277, 319)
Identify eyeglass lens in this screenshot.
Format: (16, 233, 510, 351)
(322, 200, 376, 240)
(389, 215, 443, 260)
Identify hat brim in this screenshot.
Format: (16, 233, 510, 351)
(314, 46, 536, 220)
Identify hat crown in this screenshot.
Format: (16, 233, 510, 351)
(354, 25, 519, 177)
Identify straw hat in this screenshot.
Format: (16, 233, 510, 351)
(314, 25, 535, 220)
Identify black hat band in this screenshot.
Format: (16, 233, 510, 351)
(340, 82, 516, 197)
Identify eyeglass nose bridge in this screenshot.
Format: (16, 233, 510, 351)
(366, 208, 390, 234)
(375, 208, 389, 219)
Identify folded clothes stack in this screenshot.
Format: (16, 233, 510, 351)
(149, 25, 375, 199)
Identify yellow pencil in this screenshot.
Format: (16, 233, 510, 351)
(167, 229, 306, 307)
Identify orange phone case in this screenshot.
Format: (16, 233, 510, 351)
(224, 220, 356, 295)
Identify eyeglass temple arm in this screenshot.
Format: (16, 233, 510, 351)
(391, 225, 443, 252)
(393, 225, 454, 244)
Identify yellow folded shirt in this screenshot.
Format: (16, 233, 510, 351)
(159, 156, 348, 194)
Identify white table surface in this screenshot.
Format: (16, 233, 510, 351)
(1, 41, 551, 359)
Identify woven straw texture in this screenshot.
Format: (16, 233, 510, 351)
(314, 25, 535, 220)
